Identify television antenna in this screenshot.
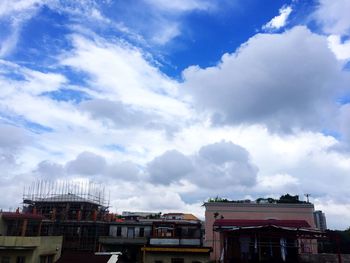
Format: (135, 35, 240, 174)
(304, 193, 311, 203)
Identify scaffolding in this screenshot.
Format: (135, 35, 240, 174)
(23, 180, 109, 207)
(21, 180, 112, 251)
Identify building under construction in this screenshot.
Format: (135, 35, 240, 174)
(22, 181, 113, 252)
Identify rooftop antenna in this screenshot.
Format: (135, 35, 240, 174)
(304, 193, 311, 203)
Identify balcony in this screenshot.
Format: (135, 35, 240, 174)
(99, 236, 148, 245)
(0, 236, 41, 248)
(149, 238, 201, 246)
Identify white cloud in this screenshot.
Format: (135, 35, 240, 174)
(257, 173, 299, 193)
(0, 0, 44, 18)
(61, 34, 188, 117)
(328, 34, 350, 60)
(183, 26, 346, 133)
(314, 198, 350, 229)
(0, 123, 27, 149)
(147, 141, 258, 190)
(151, 22, 181, 45)
(147, 150, 194, 184)
(144, 0, 214, 12)
(314, 0, 350, 36)
(65, 151, 107, 176)
(1, 2, 350, 229)
(263, 5, 292, 31)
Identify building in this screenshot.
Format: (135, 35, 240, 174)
(22, 181, 112, 252)
(0, 211, 63, 263)
(204, 199, 323, 262)
(99, 212, 210, 263)
(99, 220, 152, 262)
(314, 210, 327, 232)
(162, 213, 199, 221)
(141, 218, 211, 263)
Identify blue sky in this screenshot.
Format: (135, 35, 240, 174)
(1, 0, 350, 229)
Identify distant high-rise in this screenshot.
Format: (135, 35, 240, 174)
(314, 210, 327, 231)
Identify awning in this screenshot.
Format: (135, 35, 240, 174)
(213, 219, 322, 234)
(214, 219, 311, 228)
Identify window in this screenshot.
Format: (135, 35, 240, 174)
(171, 258, 184, 263)
(116, 226, 122, 237)
(127, 227, 135, 238)
(1, 256, 10, 263)
(139, 227, 144, 237)
(40, 255, 54, 263)
(16, 256, 25, 263)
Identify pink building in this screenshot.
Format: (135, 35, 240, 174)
(204, 201, 322, 262)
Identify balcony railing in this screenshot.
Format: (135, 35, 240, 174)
(149, 238, 201, 246)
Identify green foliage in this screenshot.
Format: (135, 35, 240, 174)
(277, 194, 304, 203)
(256, 194, 308, 204)
(207, 196, 230, 202)
(205, 193, 309, 205)
(256, 197, 277, 204)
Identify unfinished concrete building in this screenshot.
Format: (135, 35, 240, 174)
(22, 181, 112, 252)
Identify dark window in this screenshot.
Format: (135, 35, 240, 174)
(154, 261, 163, 263)
(1, 257, 10, 263)
(16, 256, 25, 263)
(171, 258, 184, 263)
(139, 227, 144, 237)
(116, 226, 122, 237)
(127, 227, 135, 238)
(40, 255, 54, 263)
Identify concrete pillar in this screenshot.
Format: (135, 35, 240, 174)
(21, 219, 28, 236)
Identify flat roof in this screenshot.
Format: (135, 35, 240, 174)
(204, 202, 314, 208)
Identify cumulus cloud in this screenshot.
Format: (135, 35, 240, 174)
(148, 150, 193, 184)
(65, 151, 107, 175)
(183, 26, 346, 133)
(313, 0, 350, 36)
(147, 141, 258, 190)
(327, 35, 350, 61)
(35, 152, 142, 182)
(35, 160, 65, 179)
(262, 5, 292, 31)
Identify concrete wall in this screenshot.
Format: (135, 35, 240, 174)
(204, 202, 316, 261)
(0, 236, 63, 263)
(144, 252, 210, 263)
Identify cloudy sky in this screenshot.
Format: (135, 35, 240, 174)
(1, 0, 350, 229)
